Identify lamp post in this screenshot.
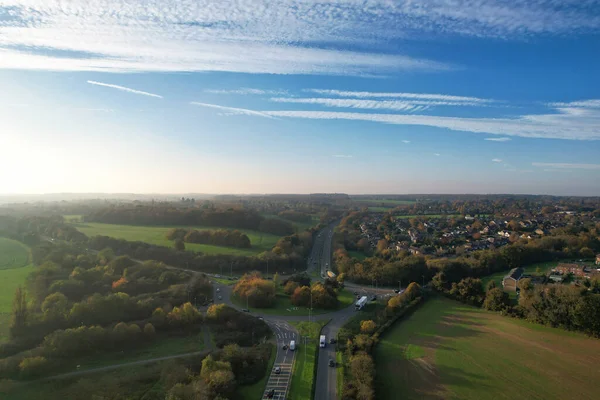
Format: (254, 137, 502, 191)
(398, 280, 402, 291)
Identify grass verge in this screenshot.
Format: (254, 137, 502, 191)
(287, 320, 329, 400)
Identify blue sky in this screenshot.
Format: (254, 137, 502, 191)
(1, 1, 600, 195)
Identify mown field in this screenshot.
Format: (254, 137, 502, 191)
(0, 238, 34, 343)
(71, 222, 282, 256)
(375, 297, 600, 400)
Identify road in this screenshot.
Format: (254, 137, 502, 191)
(43, 224, 398, 399)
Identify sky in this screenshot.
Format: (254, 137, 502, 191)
(1, 1, 600, 196)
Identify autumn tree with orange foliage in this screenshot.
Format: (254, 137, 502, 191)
(233, 272, 276, 308)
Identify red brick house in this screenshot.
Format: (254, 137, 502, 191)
(502, 267, 524, 292)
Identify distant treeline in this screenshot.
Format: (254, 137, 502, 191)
(166, 228, 252, 248)
(85, 206, 296, 236)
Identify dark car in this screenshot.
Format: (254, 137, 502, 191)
(329, 338, 336, 344)
(353, 291, 359, 295)
(266, 389, 275, 398)
(356, 295, 361, 299)
(282, 344, 288, 350)
(394, 289, 400, 294)
(328, 359, 335, 367)
(242, 308, 250, 312)
(371, 296, 377, 301)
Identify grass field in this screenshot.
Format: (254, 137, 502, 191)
(375, 297, 600, 400)
(231, 288, 354, 316)
(0, 237, 30, 270)
(237, 343, 276, 400)
(353, 199, 416, 206)
(288, 320, 329, 400)
(347, 250, 367, 260)
(261, 213, 321, 233)
(71, 222, 282, 256)
(0, 238, 33, 343)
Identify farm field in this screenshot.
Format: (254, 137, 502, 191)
(71, 222, 282, 256)
(375, 297, 600, 400)
(0, 238, 34, 343)
(353, 199, 416, 206)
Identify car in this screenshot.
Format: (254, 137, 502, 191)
(329, 338, 336, 344)
(274, 366, 281, 374)
(266, 389, 275, 398)
(356, 295, 361, 299)
(216, 288, 220, 292)
(328, 359, 335, 367)
(371, 296, 377, 301)
(218, 295, 222, 300)
(242, 308, 250, 312)
(394, 289, 400, 293)
(258, 317, 264, 320)
(353, 291, 359, 295)
(282, 344, 288, 350)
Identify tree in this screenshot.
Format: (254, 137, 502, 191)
(96, 248, 115, 266)
(151, 307, 167, 328)
(483, 288, 510, 311)
(273, 272, 280, 288)
(486, 280, 497, 292)
(284, 281, 299, 295)
(174, 238, 185, 251)
(360, 320, 377, 334)
(291, 286, 311, 306)
(518, 278, 533, 292)
(18, 356, 49, 378)
(10, 286, 28, 339)
(143, 322, 156, 338)
(41, 292, 68, 320)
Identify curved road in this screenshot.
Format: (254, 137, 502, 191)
(44, 223, 396, 399)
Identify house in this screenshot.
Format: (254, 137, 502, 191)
(535, 228, 545, 236)
(554, 264, 586, 277)
(502, 267, 524, 291)
(408, 246, 422, 255)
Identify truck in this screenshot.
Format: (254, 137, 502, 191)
(320, 335, 326, 348)
(326, 270, 336, 279)
(355, 296, 368, 310)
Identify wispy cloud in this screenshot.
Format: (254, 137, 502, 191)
(2, 1, 598, 74)
(87, 81, 163, 98)
(402, 140, 411, 144)
(271, 97, 434, 112)
(492, 158, 502, 162)
(532, 162, 600, 170)
(190, 102, 274, 119)
(263, 103, 600, 141)
(304, 89, 493, 104)
(484, 137, 512, 142)
(333, 154, 353, 158)
(205, 88, 288, 96)
(434, 153, 441, 156)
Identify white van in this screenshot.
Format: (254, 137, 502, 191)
(289, 340, 296, 351)
(320, 335, 326, 348)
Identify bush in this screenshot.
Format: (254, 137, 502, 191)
(18, 356, 49, 378)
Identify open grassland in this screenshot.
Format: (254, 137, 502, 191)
(375, 297, 600, 400)
(347, 250, 367, 260)
(0, 237, 30, 270)
(72, 222, 281, 256)
(288, 320, 329, 400)
(261, 213, 321, 233)
(0, 238, 33, 343)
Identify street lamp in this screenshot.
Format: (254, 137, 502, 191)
(398, 280, 402, 291)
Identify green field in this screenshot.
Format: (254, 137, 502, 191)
(72, 222, 282, 256)
(481, 260, 559, 290)
(48, 331, 206, 375)
(288, 320, 329, 400)
(0, 237, 30, 270)
(231, 288, 354, 316)
(0, 238, 34, 343)
(237, 343, 276, 400)
(261, 213, 320, 233)
(347, 250, 367, 261)
(375, 297, 600, 400)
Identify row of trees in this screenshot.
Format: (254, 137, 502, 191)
(284, 281, 339, 309)
(232, 273, 276, 308)
(86, 205, 296, 236)
(341, 283, 423, 400)
(166, 228, 252, 248)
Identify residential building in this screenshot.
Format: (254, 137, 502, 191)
(553, 264, 586, 277)
(502, 267, 524, 292)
